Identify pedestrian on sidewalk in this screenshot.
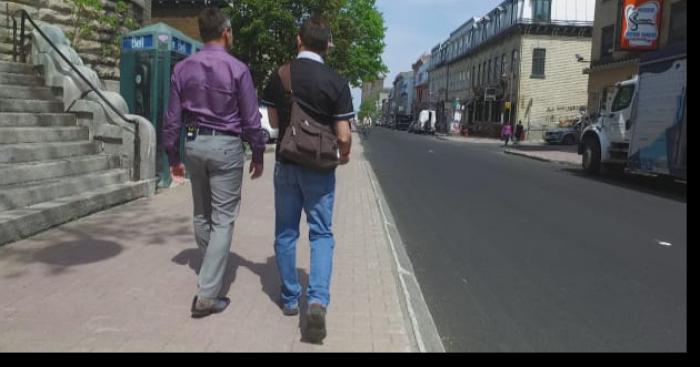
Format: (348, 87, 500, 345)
(501, 122, 513, 147)
(261, 16, 354, 344)
(163, 7, 265, 319)
(514, 121, 525, 146)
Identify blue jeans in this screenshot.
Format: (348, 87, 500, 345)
(274, 162, 336, 309)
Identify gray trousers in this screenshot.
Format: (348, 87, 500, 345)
(185, 134, 245, 299)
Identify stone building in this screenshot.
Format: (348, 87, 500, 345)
(429, 0, 595, 138)
(1, 0, 152, 81)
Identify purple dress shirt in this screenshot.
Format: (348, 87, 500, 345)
(163, 44, 265, 166)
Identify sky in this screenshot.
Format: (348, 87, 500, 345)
(351, 0, 503, 111)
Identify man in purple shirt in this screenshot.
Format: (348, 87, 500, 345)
(163, 7, 265, 319)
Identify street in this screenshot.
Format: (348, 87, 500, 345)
(362, 128, 687, 352)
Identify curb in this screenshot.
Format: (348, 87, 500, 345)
(504, 149, 579, 166)
(361, 155, 446, 353)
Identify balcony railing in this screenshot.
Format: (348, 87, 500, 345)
(430, 18, 593, 70)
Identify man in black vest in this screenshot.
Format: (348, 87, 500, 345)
(261, 16, 354, 344)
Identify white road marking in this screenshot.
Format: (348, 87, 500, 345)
(656, 240, 672, 247)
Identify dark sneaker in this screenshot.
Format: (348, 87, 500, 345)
(191, 296, 230, 319)
(306, 303, 327, 344)
(282, 304, 299, 316)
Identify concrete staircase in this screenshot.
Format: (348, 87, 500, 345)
(0, 60, 152, 246)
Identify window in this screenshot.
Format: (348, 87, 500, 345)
(511, 49, 519, 76)
(472, 66, 477, 87)
(531, 48, 546, 78)
(612, 85, 635, 112)
(601, 25, 615, 59)
(532, 0, 552, 23)
(488, 59, 492, 82)
(482, 62, 487, 84)
(492, 59, 497, 81)
(477, 64, 481, 85)
(669, 0, 687, 44)
(501, 54, 507, 77)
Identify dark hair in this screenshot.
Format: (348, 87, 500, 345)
(299, 16, 331, 54)
(198, 7, 230, 43)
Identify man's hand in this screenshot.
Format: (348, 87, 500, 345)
(339, 153, 350, 165)
(249, 162, 264, 180)
(170, 163, 186, 184)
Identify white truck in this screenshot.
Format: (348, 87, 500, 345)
(418, 109, 437, 135)
(579, 44, 686, 181)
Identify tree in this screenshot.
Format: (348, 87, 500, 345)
(358, 100, 378, 122)
(224, 0, 387, 92)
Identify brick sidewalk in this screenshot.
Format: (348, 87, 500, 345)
(0, 138, 419, 352)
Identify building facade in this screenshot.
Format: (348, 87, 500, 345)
(428, 41, 449, 131)
(412, 53, 431, 117)
(391, 71, 415, 127)
(586, 0, 686, 114)
(430, 0, 595, 138)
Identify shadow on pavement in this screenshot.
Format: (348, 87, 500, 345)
(33, 238, 123, 267)
(171, 249, 309, 314)
(1, 226, 124, 276)
(560, 167, 687, 203)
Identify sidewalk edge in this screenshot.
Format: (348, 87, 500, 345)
(504, 149, 579, 166)
(361, 157, 446, 353)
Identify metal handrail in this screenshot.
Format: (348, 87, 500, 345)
(11, 9, 142, 180)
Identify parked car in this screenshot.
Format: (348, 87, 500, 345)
(258, 105, 279, 144)
(544, 120, 585, 145)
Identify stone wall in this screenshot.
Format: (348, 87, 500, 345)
(1, 0, 151, 80)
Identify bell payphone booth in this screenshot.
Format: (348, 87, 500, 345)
(120, 23, 202, 188)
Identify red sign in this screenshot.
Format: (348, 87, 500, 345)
(619, 0, 663, 50)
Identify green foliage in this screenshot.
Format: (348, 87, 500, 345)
(67, 0, 138, 59)
(66, 0, 103, 47)
(100, 1, 139, 59)
(224, 0, 387, 92)
(358, 100, 378, 121)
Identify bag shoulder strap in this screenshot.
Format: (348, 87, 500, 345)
(277, 62, 334, 121)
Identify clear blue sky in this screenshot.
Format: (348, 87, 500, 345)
(351, 0, 503, 111)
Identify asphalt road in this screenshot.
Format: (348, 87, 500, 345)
(362, 128, 687, 352)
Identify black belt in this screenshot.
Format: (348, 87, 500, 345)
(196, 127, 240, 137)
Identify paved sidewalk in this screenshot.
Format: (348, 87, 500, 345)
(434, 133, 579, 166)
(504, 145, 580, 166)
(436, 134, 547, 146)
(436, 134, 503, 145)
(0, 137, 428, 352)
